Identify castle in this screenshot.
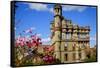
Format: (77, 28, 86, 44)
(50, 4, 90, 63)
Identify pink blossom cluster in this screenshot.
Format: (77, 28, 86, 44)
(43, 46, 54, 52)
(15, 34, 42, 48)
(43, 55, 54, 63)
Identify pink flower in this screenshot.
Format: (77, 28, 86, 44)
(15, 33, 42, 48)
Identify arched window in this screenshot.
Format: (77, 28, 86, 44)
(65, 43, 68, 51)
(62, 33, 66, 40)
(58, 34, 61, 39)
(66, 33, 71, 39)
(73, 44, 75, 51)
(65, 54, 68, 61)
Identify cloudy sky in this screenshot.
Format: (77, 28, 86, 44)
(14, 2, 97, 47)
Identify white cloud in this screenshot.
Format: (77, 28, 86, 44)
(90, 34, 96, 41)
(41, 37, 51, 45)
(42, 37, 50, 42)
(27, 3, 48, 11)
(24, 3, 54, 13)
(14, 27, 16, 30)
(36, 33, 41, 37)
(24, 27, 36, 33)
(30, 27, 36, 30)
(25, 3, 87, 13)
(62, 5, 87, 12)
(49, 8, 54, 13)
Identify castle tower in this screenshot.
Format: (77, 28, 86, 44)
(53, 4, 62, 61)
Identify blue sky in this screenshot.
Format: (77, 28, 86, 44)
(14, 2, 97, 47)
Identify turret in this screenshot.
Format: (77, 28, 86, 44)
(54, 4, 62, 16)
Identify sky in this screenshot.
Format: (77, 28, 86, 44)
(14, 2, 97, 47)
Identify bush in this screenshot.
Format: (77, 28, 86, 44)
(84, 55, 97, 62)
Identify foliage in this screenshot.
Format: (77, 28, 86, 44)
(84, 54, 97, 62)
(14, 34, 59, 66)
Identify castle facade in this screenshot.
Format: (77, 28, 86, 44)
(50, 4, 90, 63)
